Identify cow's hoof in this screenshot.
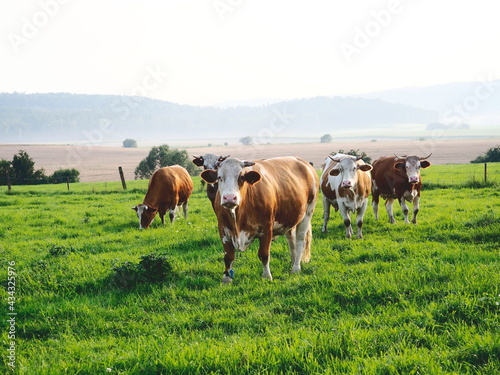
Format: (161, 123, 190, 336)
(222, 275, 233, 284)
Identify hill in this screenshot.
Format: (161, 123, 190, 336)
(0, 93, 437, 143)
(358, 80, 500, 126)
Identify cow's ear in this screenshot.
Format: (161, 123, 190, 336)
(329, 168, 340, 176)
(132, 205, 138, 211)
(192, 156, 204, 167)
(420, 161, 431, 169)
(244, 171, 261, 185)
(394, 162, 405, 170)
(201, 169, 218, 184)
(358, 164, 372, 172)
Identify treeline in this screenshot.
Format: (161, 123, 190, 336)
(0, 150, 79, 186)
(0, 93, 438, 143)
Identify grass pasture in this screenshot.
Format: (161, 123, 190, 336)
(1, 163, 499, 374)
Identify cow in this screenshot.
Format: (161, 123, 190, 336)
(192, 154, 229, 205)
(371, 154, 432, 224)
(320, 153, 373, 239)
(200, 156, 319, 283)
(132, 165, 194, 229)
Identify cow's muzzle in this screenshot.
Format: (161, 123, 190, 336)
(222, 194, 238, 209)
(409, 176, 419, 184)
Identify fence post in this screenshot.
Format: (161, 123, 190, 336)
(484, 163, 487, 183)
(119, 167, 127, 191)
(6, 171, 12, 192)
(66, 176, 70, 191)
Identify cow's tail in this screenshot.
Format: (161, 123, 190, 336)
(301, 223, 312, 263)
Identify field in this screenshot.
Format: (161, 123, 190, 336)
(1, 163, 499, 374)
(1, 137, 499, 182)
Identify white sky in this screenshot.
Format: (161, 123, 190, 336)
(1, 0, 499, 106)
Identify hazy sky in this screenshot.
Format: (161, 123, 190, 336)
(1, 0, 499, 106)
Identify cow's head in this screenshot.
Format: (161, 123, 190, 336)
(329, 154, 372, 189)
(200, 158, 261, 209)
(192, 154, 230, 170)
(394, 154, 432, 184)
(132, 204, 157, 229)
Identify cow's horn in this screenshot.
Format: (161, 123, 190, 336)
(419, 153, 432, 160)
(356, 152, 366, 161)
(394, 153, 406, 159)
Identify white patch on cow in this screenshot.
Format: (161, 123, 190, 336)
(403, 189, 418, 202)
(222, 227, 232, 244)
(222, 227, 253, 251)
(273, 221, 287, 236)
(234, 230, 253, 252)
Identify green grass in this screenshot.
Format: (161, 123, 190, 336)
(1, 164, 499, 374)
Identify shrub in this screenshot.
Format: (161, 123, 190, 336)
(112, 253, 174, 289)
(471, 146, 500, 163)
(51, 168, 80, 183)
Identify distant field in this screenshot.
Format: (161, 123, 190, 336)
(0, 164, 499, 374)
(1, 137, 499, 182)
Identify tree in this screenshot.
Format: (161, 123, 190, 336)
(239, 136, 253, 146)
(123, 139, 138, 148)
(10, 150, 47, 185)
(134, 144, 197, 180)
(471, 146, 500, 163)
(320, 134, 332, 143)
(0, 159, 12, 186)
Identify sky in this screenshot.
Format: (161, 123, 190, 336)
(1, 0, 499, 106)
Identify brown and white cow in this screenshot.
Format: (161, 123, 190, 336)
(320, 153, 373, 239)
(192, 154, 229, 205)
(201, 157, 319, 283)
(132, 165, 194, 229)
(371, 154, 431, 224)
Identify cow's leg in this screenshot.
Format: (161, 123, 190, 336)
(222, 243, 235, 284)
(411, 196, 420, 224)
(385, 198, 396, 224)
(182, 201, 188, 219)
(372, 191, 380, 220)
(168, 208, 175, 223)
(322, 196, 331, 233)
(285, 228, 297, 265)
(356, 199, 368, 239)
(293, 208, 314, 273)
(339, 205, 353, 239)
(258, 232, 273, 281)
(159, 212, 165, 225)
(399, 198, 410, 224)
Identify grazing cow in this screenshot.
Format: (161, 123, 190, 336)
(320, 153, 373, 239)
(201, 157, 319, 283)
(192, 154, 229, 205)
(371, 154, 432, 224)
(132, 165, 194, 229)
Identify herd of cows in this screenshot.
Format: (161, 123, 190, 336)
(132, 152, 432, 283)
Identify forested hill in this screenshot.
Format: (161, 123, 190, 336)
(0, 92, 437, 143)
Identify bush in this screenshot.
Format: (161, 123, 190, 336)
(112, 253, 174, 289)
(471, 146, 500, 163)
(1, 150, 48, 185)
(337, 149, 372, 164)
(51, 169, 80, 183)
